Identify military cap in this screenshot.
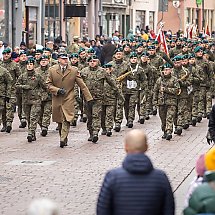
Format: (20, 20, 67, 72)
(182, 44, 188, 48)
(140, 51, 149, 57)
(26, 58, 35, 64)
(103, 63, 113, 68)
(129, 52, 138, 58)
(40, 55, 49, 61)
(203, 50, 209, 55)
(152, 41, 159, 45)
(123, 44, 131, 48)
(188, 53, 195, 59)
(78, 48, 85, 54)
(194, 46, 203, 53)
(57, 53, 68, 59)
(2, 48, 11, 54)
(87, 48, 96, 54)
(70, 53, 79, 59)
(163, 63, 173, 69)
(19, 51, 27, 56)
(172, 55, 182, 62)
(35, 49, 43, 54)
(203, 39, 208, 44)
(114, 47, 123, 54)
(43, 47, 52, 52)
(147, 45, 155, 50)
(87, 55, 99, 62)
(136, 43, 143, 48)
(182, 54, 189, 60)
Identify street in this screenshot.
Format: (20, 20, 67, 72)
(0, 112, 211, 215)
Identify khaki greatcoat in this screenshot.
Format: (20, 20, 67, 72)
(46, 64, 92, 123)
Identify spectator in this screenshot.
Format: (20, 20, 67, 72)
(11, 46, 20, 61)
(0, 40, 5, 60)
(27, 198, 59, 215)
(127, 29, 134, 40)
(20, 41, 27, 51)
(100, 37, 115, 65)
(97, 129, 175, 215)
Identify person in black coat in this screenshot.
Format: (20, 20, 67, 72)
(97, 129, 175, 215)
(207, 104, 215, 144)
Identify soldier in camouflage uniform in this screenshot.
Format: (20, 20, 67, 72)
(101, 63, 119, 137)
(81, 55, 122, 143)
(148, 45, 164, 115)
(169, 38, 183, 58)
(69, 53, 81, 126)
(153, 63, 180, 140)
(109, 48, 127, 132)
(195, 46, 213, 121)
(17, 51, 27, 128)
(34, 49, 43, 68)
(123, 44, 131, 62)
(172, 55, 191, 135)
(0, 66, 12, 126)
(35, 55, 52, 136)
(43, 47, 58, 66)
(0, 48, 21, 133)
(122, 52, 147, 127)
(16, 58, 47, 142)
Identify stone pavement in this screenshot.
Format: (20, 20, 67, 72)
(0, 112, 211, 215)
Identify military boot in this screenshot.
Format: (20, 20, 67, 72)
(114, 124, 121, 132)
(152, 108, 157, 116)
(6, 122, 12, 133)
(71, 120, 77, 127)
(206, 113, 210, 119)
(1, 124, 6, 132)
(19, 119, 27, 128)
(174, 128, 182, 135)
(162, 133, 167, 139)
(106, 129, 112, 137)
(145, 115, 150, 120)
(139, 118, 145, 124)
(191, 118, 197, 126)
(183, 124, 189, 130)
(92, 134, 98, 143)
(101, 130, 107, 135)
(82, 114, 87, 123)
(166, 134, 172, 140)
(128, 122, 133, 128)
(197, 116, 202, 123)
(41, 127, 48, 137)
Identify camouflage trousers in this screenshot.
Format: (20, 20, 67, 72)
(145, 89, 154, 114)
(191, 90, 200, 119)
(101, 104, 116, 130)
(198, 87, 212, 116)
(86, 100, 102, 135)
(114, 97, 124, 126)
(124, 93, 138, 123)
(73, 98, 80, 122)
(2, 97, 16, 127)
(138, 90, 147, 120)
(159, 105, 176, 134)
(174, 98, 187, 129)
(38, 100, 52, 128)
(23, 103, 41, 135)
(0, 98, 4, 125)
(16, 93, 26, 121)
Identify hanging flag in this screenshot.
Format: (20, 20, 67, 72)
(155, 24, 169, 56)
(189, 24, 193, 39)
(205, 23, 210, 37)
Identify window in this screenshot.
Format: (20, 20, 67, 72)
(136, 10, 145, 31)
(149, 11, 154, 30)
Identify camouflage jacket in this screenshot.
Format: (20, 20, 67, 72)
(16, 70, 47, 104)
(122, 63, 148, 95)
(0, 59, 20, 96)
(153, 74, 180, 106)
(19, 61, 27, 74)
(108, 59, 128, 77)
(35, 66, 52, 101)
(172, 66, 191, 98)
(78, 58, 88, 71)
(81, 66, 118, 101)
(187, 64, 202, 91)
(169, 46, 182, 58)
(0, 66, 13, 99)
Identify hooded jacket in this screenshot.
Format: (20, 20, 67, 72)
(97, 153, 175, 215)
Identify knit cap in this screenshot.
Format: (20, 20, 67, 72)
(195, 154, 206, 176)
(205, 147, 215, 171)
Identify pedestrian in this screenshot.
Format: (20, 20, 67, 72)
(97, 129, 175, 215)
(46, 53, 93, 148)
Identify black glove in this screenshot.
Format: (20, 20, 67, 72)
(57, 88, 66, 95)
(4, 97, 10, 103)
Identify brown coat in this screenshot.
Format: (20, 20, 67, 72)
(46, 64, 93, 123)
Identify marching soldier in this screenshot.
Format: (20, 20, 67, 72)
(0, 48, 21, 133)
(153, 63, 180, 140)
(34, 49, 43, 68)
(16, 58, 47, 142)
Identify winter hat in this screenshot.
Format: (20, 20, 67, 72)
(205, 147, 215, 171)
(196, 154, 206, 176)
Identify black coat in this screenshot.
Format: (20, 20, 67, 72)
(209, 104, 215, 141)
(97, 153, 175, 215)
(100, 43, 116, 65)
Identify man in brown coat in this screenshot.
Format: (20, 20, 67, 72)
(46, 53, 93, 148)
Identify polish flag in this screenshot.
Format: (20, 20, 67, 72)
(155, 28, 169, 56)
(205, 23, 210, 37)
(188, 25, 193, 39)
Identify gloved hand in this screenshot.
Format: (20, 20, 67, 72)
(207, 138, 213, 145)
(22, 85, 32, 90)
(57, 88, 66, 95)
(4, 97, 10, 103)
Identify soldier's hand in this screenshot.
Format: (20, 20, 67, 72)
(57, 88, 66, 95)
(22, 85, 32, 90)
(4, 97, 10, 103)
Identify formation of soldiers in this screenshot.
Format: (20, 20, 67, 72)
(0, 36, 214, 144)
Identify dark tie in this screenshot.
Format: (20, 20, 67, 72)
(62, 67, 66, 74)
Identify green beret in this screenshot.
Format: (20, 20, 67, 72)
(140, 51, 149, 57)
(148, 45, 155, 50)
(43, 47, 52, 52)
(19, 51, 27, 56)
(129, 52, 138, 58)
(87, 55, 98, 62)
(194, 46, 203, 53)
(78, 48, 85, 54)
(152, 41, 159, 45)
(163, 63, 173, 69)
(136, 43, 143, 48)
(87, 48, 95, 54)
(35, 49, 43, 54)
(70, 53, 79, 59)
(123, 44, 131, 49)
(182, 54, 189, 60)
(2, 48, 11, 54)
(103, 63, 113, 68)
(26, 58, 35, 64)
(39, 55, 49, 61)
(172, 55, 182, 62)
(114, 47, 123, 54)
(188, 53, 195, 59)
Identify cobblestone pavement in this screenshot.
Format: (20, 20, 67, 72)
(0, 112, 211, 215)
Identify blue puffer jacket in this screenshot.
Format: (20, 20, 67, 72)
(97, 153, 175, 215)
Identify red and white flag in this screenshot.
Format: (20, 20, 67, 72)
(188, 24, 193, 39)
(155, 26, 169, 56)
(205, 23, 210, 37)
